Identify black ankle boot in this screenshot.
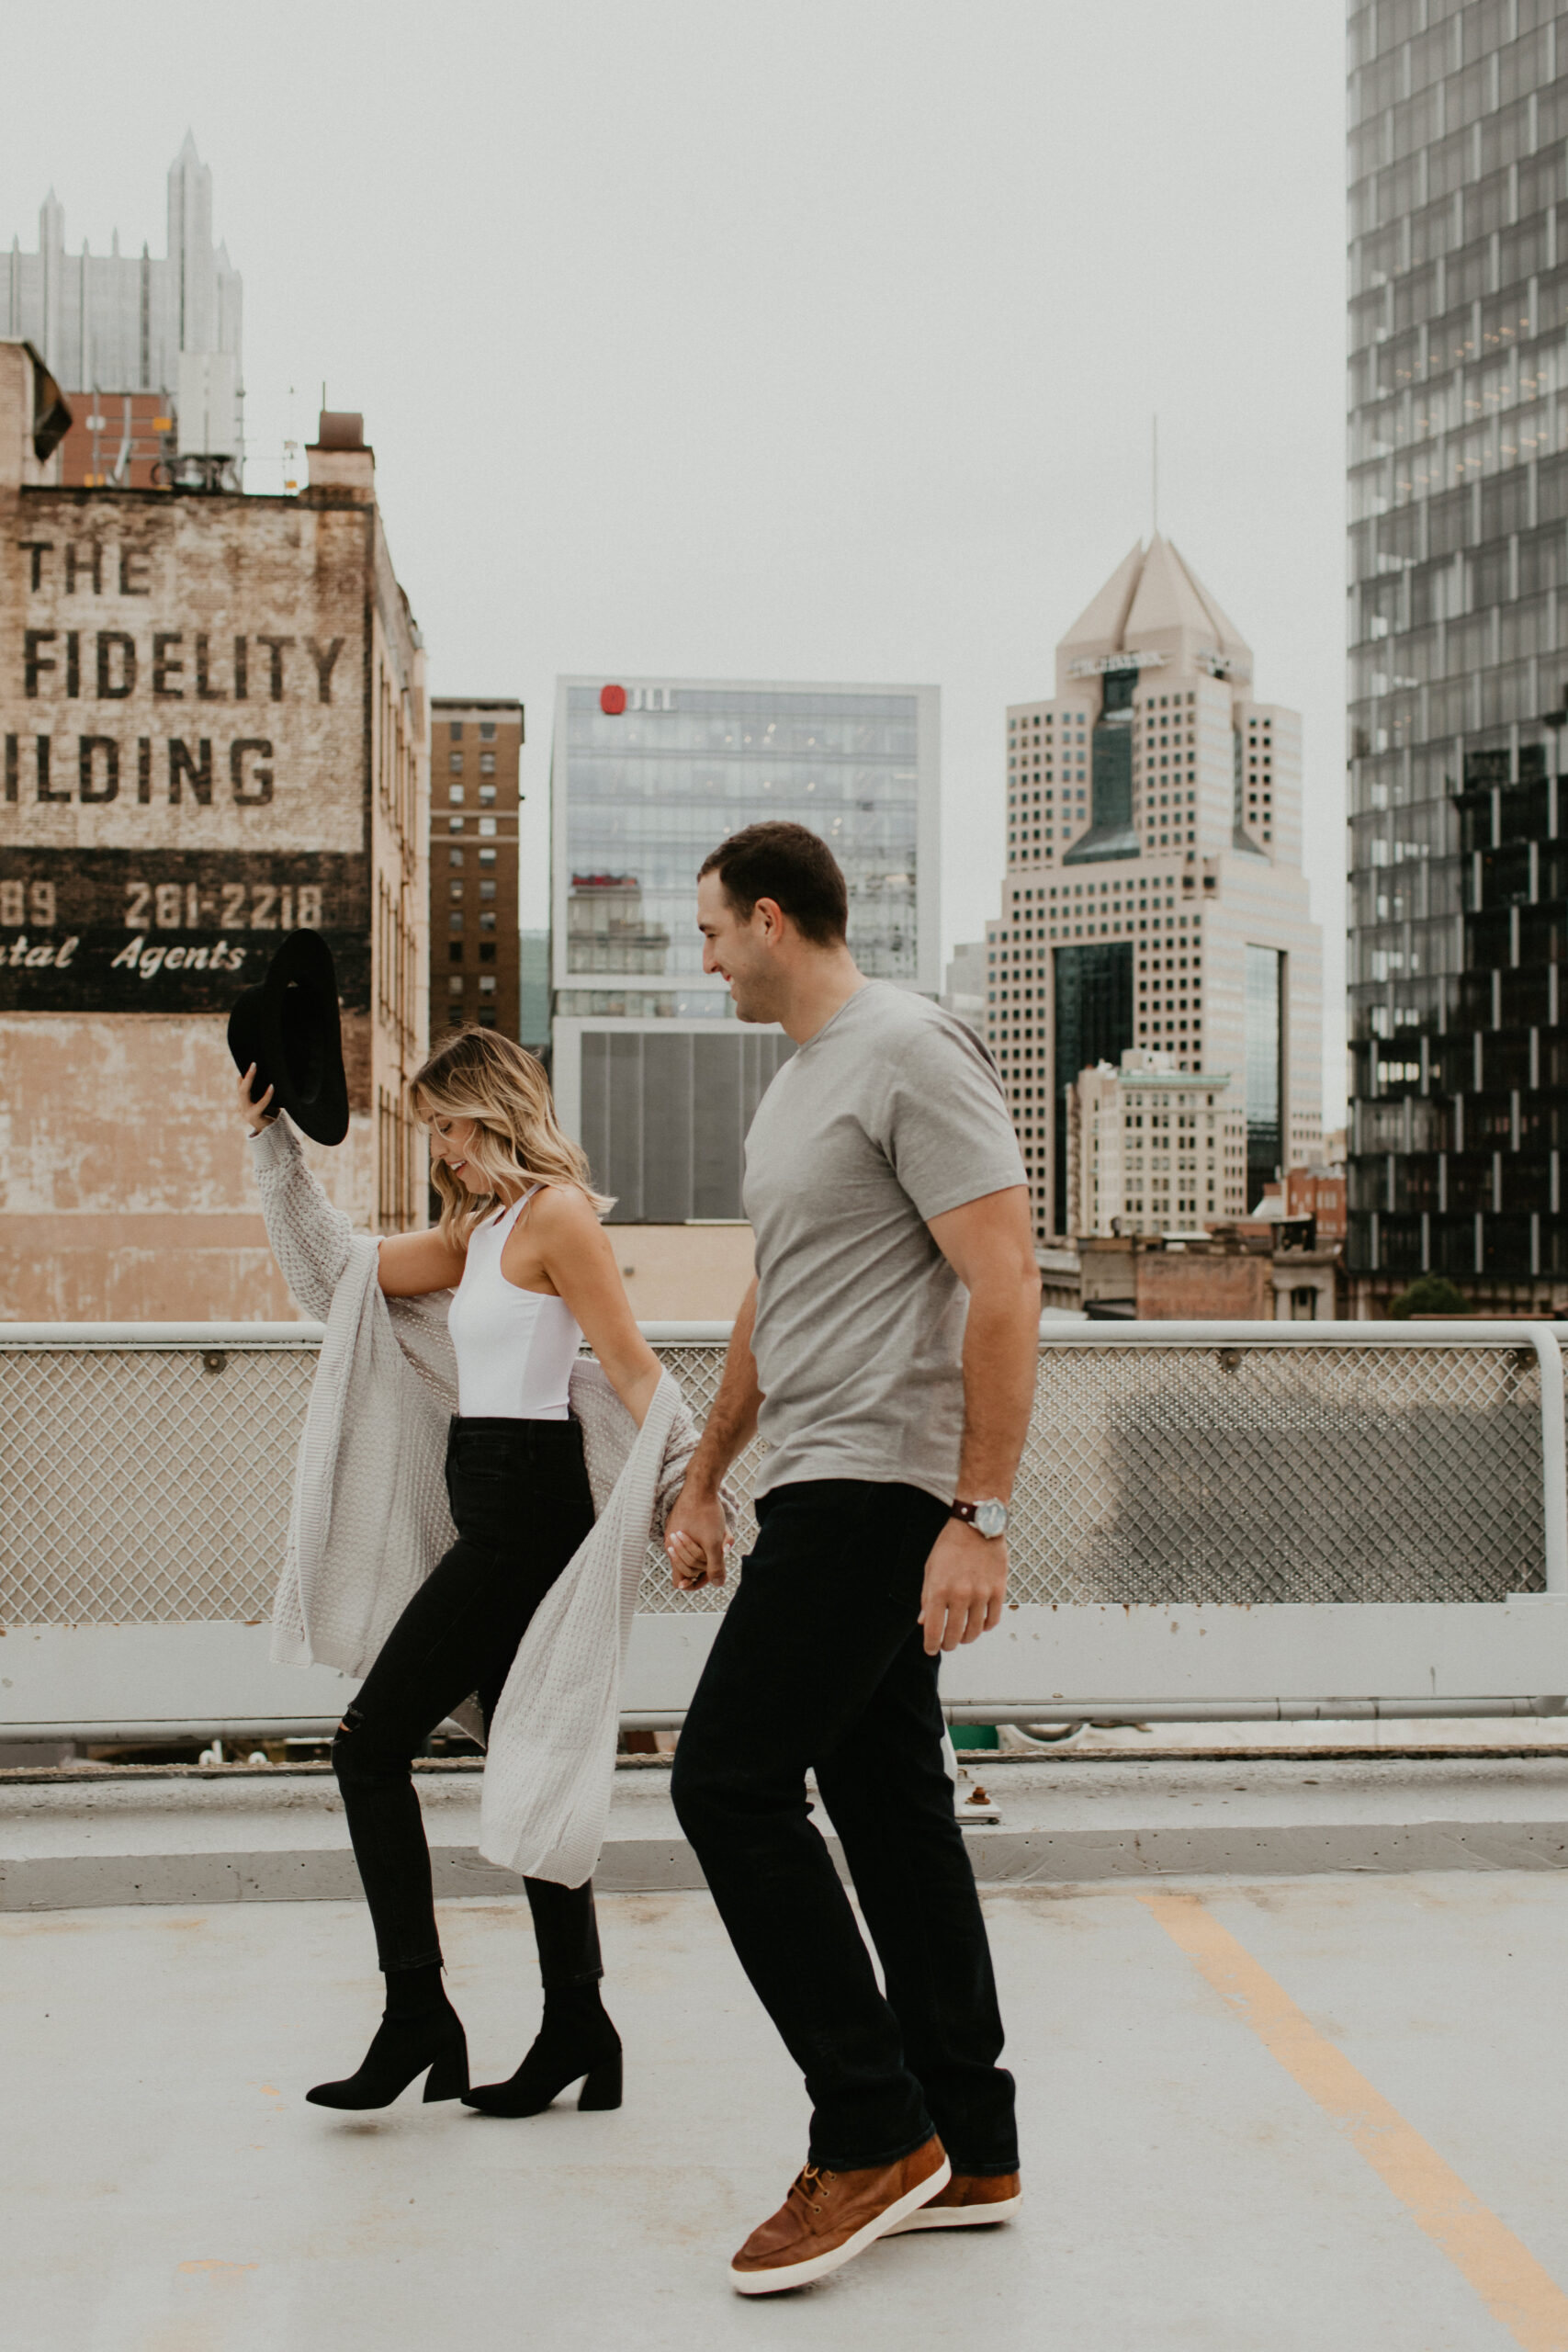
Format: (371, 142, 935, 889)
(308, 1963, 469, 2110)
(462, 1983, 622, 2118)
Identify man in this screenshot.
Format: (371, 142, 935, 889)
(664, 821, 1040, 2296)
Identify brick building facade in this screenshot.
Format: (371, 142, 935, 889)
(0, 346, 428, 1317)
(429, 697, 522, 1046)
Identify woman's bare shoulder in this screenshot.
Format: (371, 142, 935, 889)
(525, 1183, 604, 1240)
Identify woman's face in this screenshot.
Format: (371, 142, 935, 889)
(428, 1113, 483, 1191)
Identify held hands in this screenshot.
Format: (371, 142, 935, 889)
(919, 1520, 1008, 1657)
(664, 1475, 731, 1592)
(238, 1063, 276, 1136)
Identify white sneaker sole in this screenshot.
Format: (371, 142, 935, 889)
(728, 2154, 953, 2296)
(886, 2188, 1022, 2233)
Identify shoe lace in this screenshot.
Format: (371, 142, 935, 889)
(794, 2163, 835, 2212)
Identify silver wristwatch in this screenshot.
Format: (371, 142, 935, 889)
(949, 1497, 1009, 1539)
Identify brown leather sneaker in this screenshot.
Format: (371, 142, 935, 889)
(728, 2133, 951, 2294)
(886, 2169, 1021, 2232)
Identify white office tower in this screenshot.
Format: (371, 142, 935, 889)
(1070, 1051, 1247, 1238)
(987, 537, 1324, 1240)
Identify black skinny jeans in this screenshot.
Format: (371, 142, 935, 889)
(333, 1417, 600, 1982)
(671, 1479, 1018, 2178)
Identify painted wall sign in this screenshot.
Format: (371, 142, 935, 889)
(0, 846, 369, 1012)
(2, 522, 367, 860)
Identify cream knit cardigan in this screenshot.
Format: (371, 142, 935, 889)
(250, 1115, 712, 1887)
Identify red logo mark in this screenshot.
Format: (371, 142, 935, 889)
(600, 684, 626, 716)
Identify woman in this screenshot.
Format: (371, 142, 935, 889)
(241, 1026, 694, 2117)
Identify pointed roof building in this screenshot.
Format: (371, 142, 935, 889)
(1055, 534, 1251, 698)
(987, 534, 1323, 1246)
(3, 141, 241, 401)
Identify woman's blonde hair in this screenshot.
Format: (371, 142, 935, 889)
(410, 1028, 611, 1252)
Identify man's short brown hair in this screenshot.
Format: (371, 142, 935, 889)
(697, 822, 849, 947)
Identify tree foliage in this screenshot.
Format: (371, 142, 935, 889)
(1387, 1274, 1471, 1319)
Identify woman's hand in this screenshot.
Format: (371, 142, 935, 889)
(666, 1513, 727, 1592)
(238, 1063, 276, 1135)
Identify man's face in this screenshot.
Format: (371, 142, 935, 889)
(697, 870, 781, 1023)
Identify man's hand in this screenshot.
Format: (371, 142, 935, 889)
(919, 1520, 1008, 1655)
(665, 1475, 730, 1592)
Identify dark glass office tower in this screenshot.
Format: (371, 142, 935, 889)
(1347, 0, 1568, 1309)
(1053, 942, 1135, 1230)
(1246, 945, 1285, 1211)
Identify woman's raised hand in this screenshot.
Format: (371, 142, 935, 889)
(238, 1063, 276, 1135)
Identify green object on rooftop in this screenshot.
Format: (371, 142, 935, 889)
(1387, 1275, 1471, 1319)
(950, 1724, 998, 1750)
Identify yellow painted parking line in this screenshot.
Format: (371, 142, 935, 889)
(1141, 1892, 1568, 2352)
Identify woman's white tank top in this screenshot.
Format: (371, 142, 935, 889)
(447, 1188, 582, 1420)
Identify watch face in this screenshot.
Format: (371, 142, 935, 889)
(975, 1498, 1009, 1539)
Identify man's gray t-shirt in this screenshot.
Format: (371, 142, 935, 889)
(742, 981, 1027, 1503)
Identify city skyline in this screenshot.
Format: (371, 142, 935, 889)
(0, 2, 1347, 1117)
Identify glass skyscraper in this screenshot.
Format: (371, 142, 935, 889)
(1347, 1, 1568, 1306)
(550, 677, 940, 1222)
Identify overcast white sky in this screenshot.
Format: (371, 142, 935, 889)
(5, 0, 1349, 1117)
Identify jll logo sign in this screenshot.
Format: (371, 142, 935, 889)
(600, 684, 673, 714)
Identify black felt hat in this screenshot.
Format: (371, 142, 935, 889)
(226, 928, 350, 1147)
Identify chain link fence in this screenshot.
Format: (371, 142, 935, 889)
(0, 1329, 1556, 1628)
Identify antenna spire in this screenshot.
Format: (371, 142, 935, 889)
(1151, 414, 1159, 537)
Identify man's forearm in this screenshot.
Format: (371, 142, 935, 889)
(953, 1273, 1040, 1501)
(684, 1280, 762, 1489)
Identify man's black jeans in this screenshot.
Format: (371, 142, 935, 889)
(671, 1478, 1018, 2177)
(333, 1417, 600, 1981)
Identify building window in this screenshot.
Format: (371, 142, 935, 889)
(448, 942, 463, 963)
(449, 880, 463, 902)
(448, 975, 464, 997)
(479, 942, 496, 963)
(479, 975, 496, 996)
(479, 721, 496, 741)
(449, 721, 463, 741)
(479, 880, 496, 901)
(479, 751, 496, 775)
(449, 913, 464, 933)
(448, 848, 464, 868)
(479, 785, 496, 806)
(479, 911, 496, 933)
(479, 846, 496, 865)
(448, 786, 464, 806)
(449, 751, 464, 774)
(479, 817, 497, 837)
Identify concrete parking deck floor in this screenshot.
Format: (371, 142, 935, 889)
(8, 1877, 1568, 2350)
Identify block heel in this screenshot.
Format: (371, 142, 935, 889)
(578, 2051, 623, 2110)
(423, 2041, 471, 2102)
